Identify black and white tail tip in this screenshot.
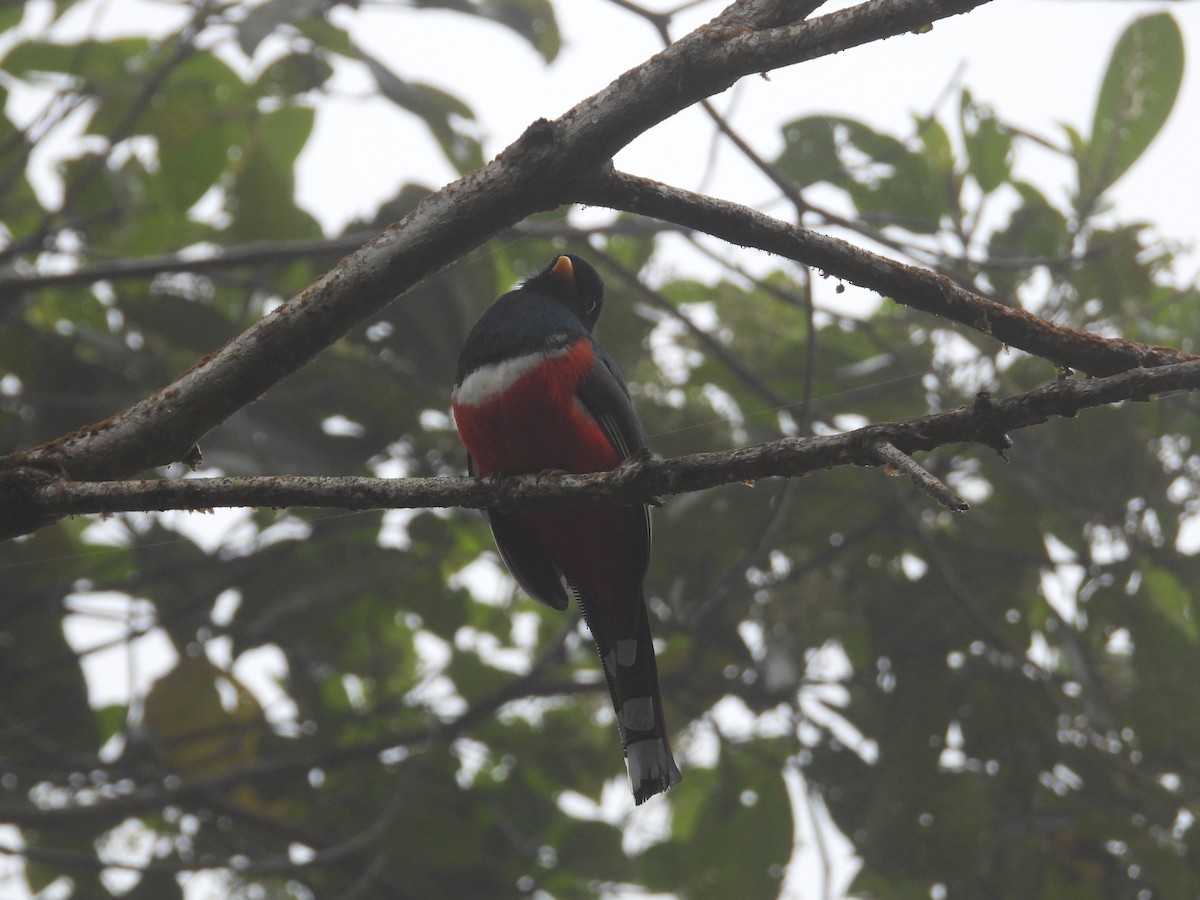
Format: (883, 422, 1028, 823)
(628, 738, 683, 804)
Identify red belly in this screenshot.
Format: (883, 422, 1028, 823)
(453, 338, 643, 611)
(453, 339, 620, 477)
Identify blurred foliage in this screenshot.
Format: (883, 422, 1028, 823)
(0, 4, 1198, 899)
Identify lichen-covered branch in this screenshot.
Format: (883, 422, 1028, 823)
(9, 361, 1196, 530)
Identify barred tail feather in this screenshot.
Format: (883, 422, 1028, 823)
(585, 592, 682, 804)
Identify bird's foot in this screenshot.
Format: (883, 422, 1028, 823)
(615, 448, 663, 506)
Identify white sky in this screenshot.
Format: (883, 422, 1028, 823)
(301, 0, 1200, 269)
(3, 1, 1198, 898)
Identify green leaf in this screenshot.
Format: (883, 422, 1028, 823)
(475, 0, 561, 63)
(600, 218, 657, 274)
(845, 149, 946, 234)
(1082, 12, 1183, 200)
(255, 51, 334, 97)
(917, 116, 953, 176)
(119, 871, 186, 900)
(446, 649, 508, 705)
(1141, 564, 1197, 643)
(59, 150, 121, 222)
(643, 746, 791, 898)
(366, 60, 473, 124)
(94, 704, 128, 745)
(0, 4, 25, 32)
(414, 0, 561, 62)
(985, 181, 1069, 295)
(0, 85, 41, 238)
(52, 0, 86, 20)
(776, 115, 845, 187)
(293, 18, 358, 58)
(26, 830, 106, 896)
(961, 90, 1011, 194)
(0, 572, 100, 776)
(228, 105, 321, 240)
(3, 36, 151, 83)
(916, 115, 959, 218)
(777, 116, 949, 232)
(548, 817, 635, 881)
(139, 52, 249, 213)
(143, 656, 264, 778)
(61, 151, 212, 253)
(237, 0, 327, 57)
(256, 104, 314, 170)
(121, 292, 241, 355)
(356, 46, 482, 173)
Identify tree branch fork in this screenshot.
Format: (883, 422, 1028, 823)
(11, 361, 1198, 529)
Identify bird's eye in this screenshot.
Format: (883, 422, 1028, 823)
(586, 300, 598, 314)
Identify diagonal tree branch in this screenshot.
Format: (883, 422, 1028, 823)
(874, 440, 969, 511)
(580, 170, 1199, 377)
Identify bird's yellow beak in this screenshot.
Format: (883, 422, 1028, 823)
(551, 255, 574, 286)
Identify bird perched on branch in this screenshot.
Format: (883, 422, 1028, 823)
(452, 254, 681, 804)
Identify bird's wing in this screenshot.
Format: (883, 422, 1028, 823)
(574, 347, 652, 571)
(574, 350, 678, 803)
(469, 452, 571, 611)
(575, 348, 649, 460)
(465, 344, 651, 612)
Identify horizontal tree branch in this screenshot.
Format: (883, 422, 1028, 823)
(0, 222, 681, 294)
(581, 170, 1199, 377)
(9, 362, 1197, 528)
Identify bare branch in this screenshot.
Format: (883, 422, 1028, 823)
(874, 440, 969, 511)
(8, 362, 1197, 533)
(0, 222, 679, 295)
(582, 170, 1198, 376)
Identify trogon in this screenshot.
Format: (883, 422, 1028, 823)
(452, 254, 682, 804)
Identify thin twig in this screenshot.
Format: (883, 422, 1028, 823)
(0, 221, 682, 296)
(873, 440, 969, 511)
(594, 248, 797, 411)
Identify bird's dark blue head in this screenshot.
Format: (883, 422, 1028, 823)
(522, 254, 605, 332)
(454, 254, 607, 384)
